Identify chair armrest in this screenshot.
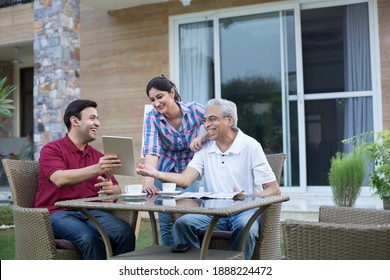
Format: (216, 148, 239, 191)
(282, 219, 390, 260)
(12, 205, 58, 259)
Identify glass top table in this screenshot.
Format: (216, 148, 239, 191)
(55, 194, 290, 260)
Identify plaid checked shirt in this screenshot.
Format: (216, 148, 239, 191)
(143, 101, 205, 173)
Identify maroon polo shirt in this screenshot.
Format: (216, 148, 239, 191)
(33, 134, 118, 214)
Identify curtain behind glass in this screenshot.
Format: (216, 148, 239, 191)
(179, 21, 214, 105)
(344, 3, 373, 149)
(344, 3, 373, 185)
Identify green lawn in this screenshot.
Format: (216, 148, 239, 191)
(135, 219, 157, 250)
(0, 205, 14, 260)
(0, 228, 15, 260)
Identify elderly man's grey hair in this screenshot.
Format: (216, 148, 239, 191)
(206, 98, 238, 130)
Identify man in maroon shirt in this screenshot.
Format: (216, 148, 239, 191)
(33, 99, 135, 259)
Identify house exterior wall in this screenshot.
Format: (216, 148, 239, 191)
(79, 0, 279, 156)
(0, 3, 33, 45)
(0, 0, 389, 187)
(33, 0, 81, 157)
(78, 0, 390, 186)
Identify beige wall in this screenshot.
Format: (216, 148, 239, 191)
(0, 4, 33, 45)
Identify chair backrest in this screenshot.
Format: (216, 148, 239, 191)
(265, 153, 286, 185)
(2, 159, 39, 207)
(319, 205, 390, 225)
(254, 153, 286, 259)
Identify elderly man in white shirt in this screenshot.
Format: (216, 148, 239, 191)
(136, 98, 281, 259)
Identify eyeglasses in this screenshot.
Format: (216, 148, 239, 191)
(201, 116, 227, 125)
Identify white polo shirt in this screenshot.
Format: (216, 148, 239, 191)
(188, 129, 276, 195)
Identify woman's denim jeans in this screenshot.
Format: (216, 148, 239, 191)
(154, 178, 200, 246)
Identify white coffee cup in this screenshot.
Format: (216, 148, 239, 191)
(125, 184, 143, 195)
(162, 183, 176, 192)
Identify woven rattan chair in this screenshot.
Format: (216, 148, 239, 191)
(2, 158, 138, 260)
(183, 153, 286, 260)
(282, 205, 390, 259)
(206, 153, 286, 260)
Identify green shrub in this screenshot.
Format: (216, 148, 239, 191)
(344, 130, 390, 203)
(0, 205, 13, 225)
(0, 77, 16, 129)
(328, 146, 367, 207)
(366, 130, 390, 201)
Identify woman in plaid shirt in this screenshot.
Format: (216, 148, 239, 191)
(142, 76, 207, 246)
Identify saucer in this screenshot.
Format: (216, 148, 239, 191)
(158, 190, 182, 197)
(125, 202, 145, 205)
(121, 193, 146, 198)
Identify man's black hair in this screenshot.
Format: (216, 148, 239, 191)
(63, 99, 97, 131)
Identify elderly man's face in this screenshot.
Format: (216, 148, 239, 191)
(202, 105, 231, 141)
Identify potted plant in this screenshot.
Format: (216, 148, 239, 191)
(365, 130, 390, 209)
(344, 130, 390, 210)
(328, 142, 367, 207)
(0, 77, 16, 129)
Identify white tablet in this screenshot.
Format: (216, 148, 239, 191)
(102, 136, 136, 176)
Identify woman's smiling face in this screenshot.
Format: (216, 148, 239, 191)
(148, 87, 176, 114)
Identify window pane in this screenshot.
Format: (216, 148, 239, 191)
(289, 101, 300, 186)
(285, 10, 297, 97)
(284, 10, 299, 186)
(301, 3, 371, 94)
(305, 97, 373, 186)
(219, 12, 283, 154)
(179, 21, 214, 104)
(305, 99, 341, 185)
(303, 3, 374, 186)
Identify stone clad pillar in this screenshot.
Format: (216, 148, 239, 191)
(33, 0, 80, 158)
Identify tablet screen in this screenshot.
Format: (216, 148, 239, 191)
(102, 136, 136, 176)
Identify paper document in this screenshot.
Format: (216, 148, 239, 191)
(173, 191, 244, 200)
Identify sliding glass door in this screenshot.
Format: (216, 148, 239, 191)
(301, 3, 374, 186)
(218, 11, 297, 187)
(170, 0, 379, 190)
